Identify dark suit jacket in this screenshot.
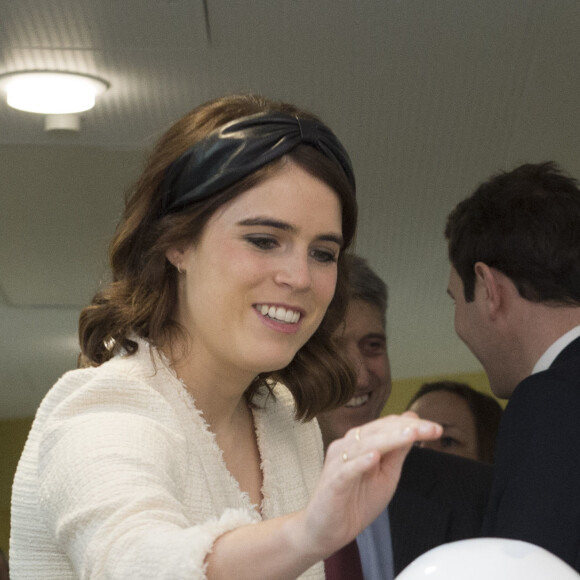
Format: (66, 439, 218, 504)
(389, 446, 494, 575)
(481, 335, 580, 572)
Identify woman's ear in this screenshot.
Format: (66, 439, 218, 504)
(166, 247, 186, 272)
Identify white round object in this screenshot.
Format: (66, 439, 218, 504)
(0, 71, 108, 114)
(396, 538, 580, 579)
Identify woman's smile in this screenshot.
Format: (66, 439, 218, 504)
(253, 303, 305, 334)
(254, 303, 302, 324)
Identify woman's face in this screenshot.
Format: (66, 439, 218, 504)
(168, 160, 343, 382)
(409, 390, 479, 461)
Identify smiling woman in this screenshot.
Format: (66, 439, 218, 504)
(9, 93, 443, 580)
(165, 161, 344, 398)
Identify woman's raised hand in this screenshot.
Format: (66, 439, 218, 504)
(300, 412, 442, 557)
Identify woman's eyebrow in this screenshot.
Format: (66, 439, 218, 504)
(237, 217, 344, 246)
(237, 217, 294, 231)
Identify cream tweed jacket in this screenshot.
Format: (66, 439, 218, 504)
(10, 339, 325, 579)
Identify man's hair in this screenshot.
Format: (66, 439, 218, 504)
(345, 254, 388, 327)
(445, 161, 580, 304)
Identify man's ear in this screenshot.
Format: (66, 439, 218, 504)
(474, 262, 502, 318)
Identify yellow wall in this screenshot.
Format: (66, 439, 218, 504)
(383, 370, 505, 416)
(0, 417, 33, 556)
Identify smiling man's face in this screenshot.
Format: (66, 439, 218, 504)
(317, 299, 391, 448)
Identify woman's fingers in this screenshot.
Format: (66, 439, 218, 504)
(329, 414, 442, 467)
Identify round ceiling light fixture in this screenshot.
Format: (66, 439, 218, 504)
(0, 71, 109, 114)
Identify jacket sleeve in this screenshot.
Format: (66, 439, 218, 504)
(38, 373, 257, 579)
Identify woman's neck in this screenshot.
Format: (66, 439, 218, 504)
(164, 339, 257, 429)
(164, 339, 264, 508)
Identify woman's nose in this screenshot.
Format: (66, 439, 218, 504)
(274, 253, 312, 290)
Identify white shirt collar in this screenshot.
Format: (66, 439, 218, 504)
(532, 325, 580, 374)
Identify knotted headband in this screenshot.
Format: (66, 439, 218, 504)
(160, 111, 355, 216)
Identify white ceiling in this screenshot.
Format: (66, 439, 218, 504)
(1, 0, 579, 419)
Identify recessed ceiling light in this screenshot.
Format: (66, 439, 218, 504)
(0, 71, 109, 114)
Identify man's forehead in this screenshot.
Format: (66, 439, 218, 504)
(343, 300, 385, 332)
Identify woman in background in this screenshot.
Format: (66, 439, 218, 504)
(10, 94, 441, 579)
(407, 380, 502, 463)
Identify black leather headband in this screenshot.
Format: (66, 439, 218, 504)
(159, 111, 355, 216)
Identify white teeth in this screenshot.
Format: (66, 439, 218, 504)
(345, 393, 370, 408)
(256, 304, 301, 324)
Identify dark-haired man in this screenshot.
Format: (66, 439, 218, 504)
(319, 255, 493, 579)
(445, 161, 580, 572)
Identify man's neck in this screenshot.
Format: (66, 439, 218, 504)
(523, 305, 580, 370)
(491, 304, 580, 398)
(532, 324, 580, 374)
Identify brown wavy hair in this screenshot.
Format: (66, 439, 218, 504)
(79, 94, 358, 421)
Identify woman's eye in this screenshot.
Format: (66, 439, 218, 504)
(440, 436, 460, 448)
(246, 236, 278, 250)
(311, 248, 338, 263)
